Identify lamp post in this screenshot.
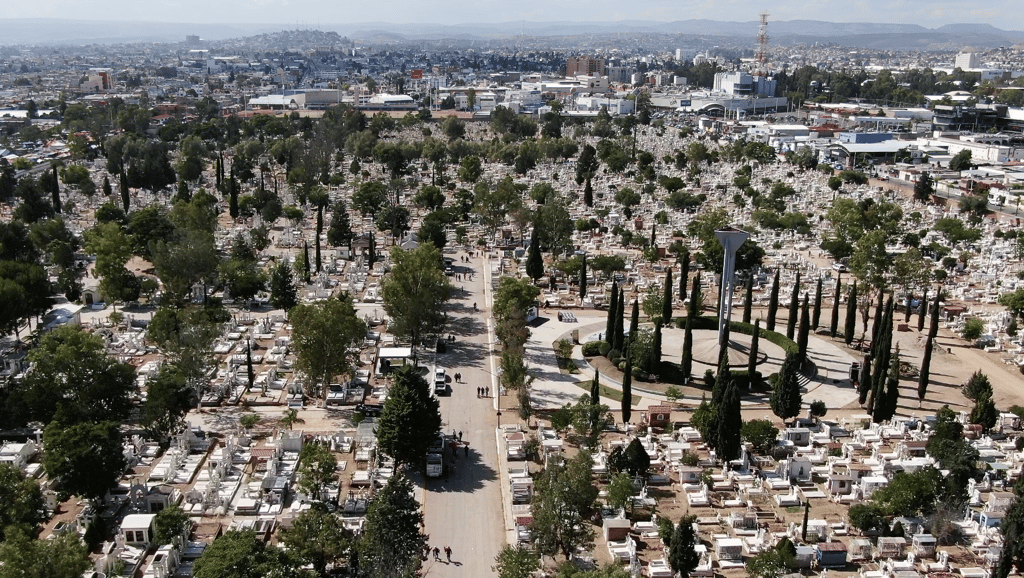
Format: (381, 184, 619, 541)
(715, 227, 750, 347)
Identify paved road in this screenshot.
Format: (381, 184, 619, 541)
(421, 252, 504, 577)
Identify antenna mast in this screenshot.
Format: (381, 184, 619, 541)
(755, 12, 770, 76)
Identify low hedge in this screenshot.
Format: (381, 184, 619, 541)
(581, 341, 604, 357)
(673, 315, 798, 354)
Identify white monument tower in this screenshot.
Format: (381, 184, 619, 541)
(715, 227, 750, 347)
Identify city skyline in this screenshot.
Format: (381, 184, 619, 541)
(4, 0, 1021, 31)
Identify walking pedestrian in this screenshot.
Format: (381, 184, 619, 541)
(433, 547, 440, 561)
(445, 546, 452, 562)
(458, 430, 462, 441)
(464, 443, 469, 456)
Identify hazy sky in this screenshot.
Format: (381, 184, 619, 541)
(7, 0, 1017, 28)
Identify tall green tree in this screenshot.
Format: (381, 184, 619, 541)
(714, 369, 743, 461)
(297, 443, 338, 501)
(578, 254, 588, 301)
(279, 505, 352, 577)
(681, 315, 694, 380)
(525, 227, 543, 282)
(786, 272, 801, 339)
(381, 242, 452, 345)
(797, 296, 810, 367)
(742, 274, 753, 324)
(375, 364, 442, 469)
(492, 544, 541, 578)
(12, 325, 136, 426)
(0, 464, 44, 542)
(153, 504, 192, 546)
(666, 515, 701, 577)
(828, 277, 841, 339)
(770, 352, 802, 421)
(44, 419, 126, 501)
(359, 473, 427, 578)
(290, 299, 367, 403)
(621, 350, 633, 424)
(142, 364, 196, 441)
(767, 271, 781, 331)
(193, 529, 300, 578)
(748, 319, 761, 381)
(269, 259, 299, 311)
(612, 290, 625, 353)
(678, 248, 690, 302)
(327, 200, 355, 253)
(605, 282, 618, 342)
(530, 452, 597, 559)
(844, 280, 858, 345)
(628, 299, 639, 346)
(662, 268, 673, 324)
(0, 528, 90, 578)
(812, 276, 823, 329)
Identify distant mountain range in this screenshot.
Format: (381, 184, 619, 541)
(1, 18, 1023, 50)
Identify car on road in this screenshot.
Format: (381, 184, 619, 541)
(355, 403, 382, 417)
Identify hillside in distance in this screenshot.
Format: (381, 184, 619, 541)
(0, 17, 1022, 49)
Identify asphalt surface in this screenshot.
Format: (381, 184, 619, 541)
(420, 252, 504, 577)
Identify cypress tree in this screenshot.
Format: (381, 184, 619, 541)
(717, 321, 731, 376)
(868, 297, 894, 415)
(742, 274, 753, 324)
(905, 292, 914, 323)
(102, 174, 112, 196)
(928, 290, 941, 339)
(578, 254, 588, 301)
(229, 166, 239, 219)
(748, 319, 761, 384)
(830, 275, 842, 338)
(650, 222, 656, 248)
(302, 241, 311, 283)
(628, 299, 639, 347)
(591, 371, 600, 406)
(858, 355, 873, 405)
(606, 282, 618, 342)
(367, 231, 376, 266)
(681, 315, 693, 381)
(917, 289, 928, 331)
(787, 272, 801, 339)
(246, 342, 255, 390)
(881, 345, 902, 422)
(870, 290, 885, 344)
(613, 291, 625, 353)
(584, 179, 593, 207)
(119, 171, 130, 213)
(918, 336, 934, 400)
(662, 268, 673, 324)
(688, 272, 701, 319)
(844, 281, 858, 345)
(526, 227, 543, 282)
(802, 502, 811, 543)
(621, 351, 633, 424)
(812, 276, 823, 330)
(315, 234, 322, 274)
(771, 352, 803, 421)
(715, 373, 742, 461)
(797, 296, 810, 367)
(679, 248, 690, 302)
(918, 290, 942, 400)
(51, 164, 61, 213)
(767, 271, 781, 332)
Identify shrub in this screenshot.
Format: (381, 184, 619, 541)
(607, 348, 621, 361)
(599, 341, 611, 356)
(582, 341, 604, 357)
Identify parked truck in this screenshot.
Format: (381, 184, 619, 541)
(425, 433, 454, 478)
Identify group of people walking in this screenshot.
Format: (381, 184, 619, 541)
(432, 545, 454, 563)
(476, 386, 489, 397)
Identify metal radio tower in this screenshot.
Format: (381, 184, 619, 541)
(755, 12, 770, 76)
